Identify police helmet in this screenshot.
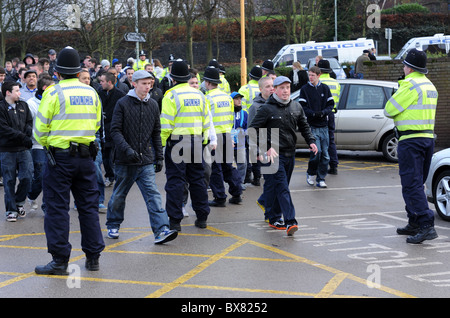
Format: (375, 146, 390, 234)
(403, 49, 428, 74)
(317, 59, 332, 73)
(261, 59, 274, 71)
(54, 46, 82, 75)
(170, 59, 190, 82)
(249, 65, 262, 80)
(203, 66, 222, 84)
(139, 50, 147, 56)
(208, 59, 220, 69)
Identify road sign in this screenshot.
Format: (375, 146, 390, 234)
(124, 32, 146, 42)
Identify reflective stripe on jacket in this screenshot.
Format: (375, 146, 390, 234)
(206, 88, 234, 134)
(34, 78, 101, 149)
(160, 83, 210, 146)
(384, 72, 438, 141)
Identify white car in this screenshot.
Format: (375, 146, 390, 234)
(292, 79, 399, 162)
(425, 148, 450, 221)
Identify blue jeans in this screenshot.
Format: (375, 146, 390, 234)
(263, 154, 297, 225)
(106, 164, 170, 237)
(1, 150, 33, 214)
(307, 126, 330, 182)
(28, 149, 46, 200)
(94, 138, 105, 204)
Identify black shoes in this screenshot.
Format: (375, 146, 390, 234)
(85, 258, 100, 271)
(396, 223, 419, 236)
(397, 223, 438, 244)
(328, 166, 338, 175)
(208, 199, 226, 207)
(228, 196, 242, 205)
(406, 227, 438, 244)
(195, 219, 207, 229)
(35, 260, 69, 275)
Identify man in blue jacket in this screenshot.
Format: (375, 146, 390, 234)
(105, 70, 177, 244)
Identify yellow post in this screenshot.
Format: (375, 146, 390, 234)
(240, 0, 247, 86)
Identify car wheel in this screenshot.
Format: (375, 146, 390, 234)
(381, 132, 398, 162)
(432, 170, 450, 221)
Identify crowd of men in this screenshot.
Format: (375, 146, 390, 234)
(0, 46, 438, 274)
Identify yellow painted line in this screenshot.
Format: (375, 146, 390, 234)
(145, 240, 248, 298)
(315, 273, 349, 298)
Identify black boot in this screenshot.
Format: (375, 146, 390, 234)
(228, 195, 242, 205)
(35, 260, 69, 275)
(208, 199, 226, 207)
(406, 226, 438, 244)
(396, 222, 419, 235)
(85, 258, 100, 271)
(328, 166, 338, 175)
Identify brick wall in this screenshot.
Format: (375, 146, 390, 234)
(363, 57, 450, 149)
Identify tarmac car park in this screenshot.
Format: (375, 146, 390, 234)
(292, 78, 399, 162)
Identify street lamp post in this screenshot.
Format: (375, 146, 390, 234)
(240, 0, 247, 86)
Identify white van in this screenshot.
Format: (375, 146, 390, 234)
(394, 34, 450, 59)
(272, 38, 375, 68)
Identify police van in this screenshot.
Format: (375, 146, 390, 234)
(394, 34, 450, 59)
(272, 38, 375, 68)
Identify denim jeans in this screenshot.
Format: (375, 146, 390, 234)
(94, 138, 105, 204)
(28, 149, 46, 201)
(1, 150, 33, 215)
(106, 164, 170, 237)
(263, 154, 297, 225)
(307, 126, 330, 182)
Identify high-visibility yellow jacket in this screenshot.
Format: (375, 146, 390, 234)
(160, 83, 210, 146)
(133, 59, 149, 71)
(205, 87, 234, 134)
(33, 78, 101, 149)
(238, 80, 260, 111)
(320, 73, 340, 112)
(384, 72, 438, 141)
(218, 74, 231, 94)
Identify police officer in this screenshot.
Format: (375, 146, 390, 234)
(161, 59, 211, 231)
(34, 46, 105, 275)
(203, 66, 243, 207)
(318, 59, 340, 175)
(384, 49, 438, 244)
(238, 65, 262, 111)
(133, 50, 149, 71)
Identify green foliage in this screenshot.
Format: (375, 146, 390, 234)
(382, 3, 430, 15)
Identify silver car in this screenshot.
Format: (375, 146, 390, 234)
(292, 79, 399, 162)
(425, 148, 450, 221)
(305, 57, 347, 79)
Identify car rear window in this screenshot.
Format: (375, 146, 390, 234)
(346, 85, 386, 109)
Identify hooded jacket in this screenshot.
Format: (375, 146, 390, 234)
(249, 94, 315, 157)
(110, 89, 163, 165)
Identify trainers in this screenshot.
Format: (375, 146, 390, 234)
(28, 199, 38, 210)
(104, 177, 114, 187)
(182, 206, 189, 217)
(269, 220, 286, 230)
(306, 174, 315, 186)
(17, 206, 26, 218)
(0, 176, 3, 186)
(287, 224, 298, 236)
(98, 203, 107, 213)
(107, 228, 119, 239)
(154, 228, 178, 244)
(316, 180, 327, 188)
(6, 212, 18, 222)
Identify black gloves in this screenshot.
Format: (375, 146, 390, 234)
(154, 160, 163, 173)
(313, 111, 324, 118)
(126, 148, 141, 163)
(21, 134, 32, 148)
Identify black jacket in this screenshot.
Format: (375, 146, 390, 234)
(97, 87, 126, 146)
(299, 82, 334, 128)
(249, 94, 315, 157)
(110, 90, 163, 165)
(0, 99, 33, 152)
